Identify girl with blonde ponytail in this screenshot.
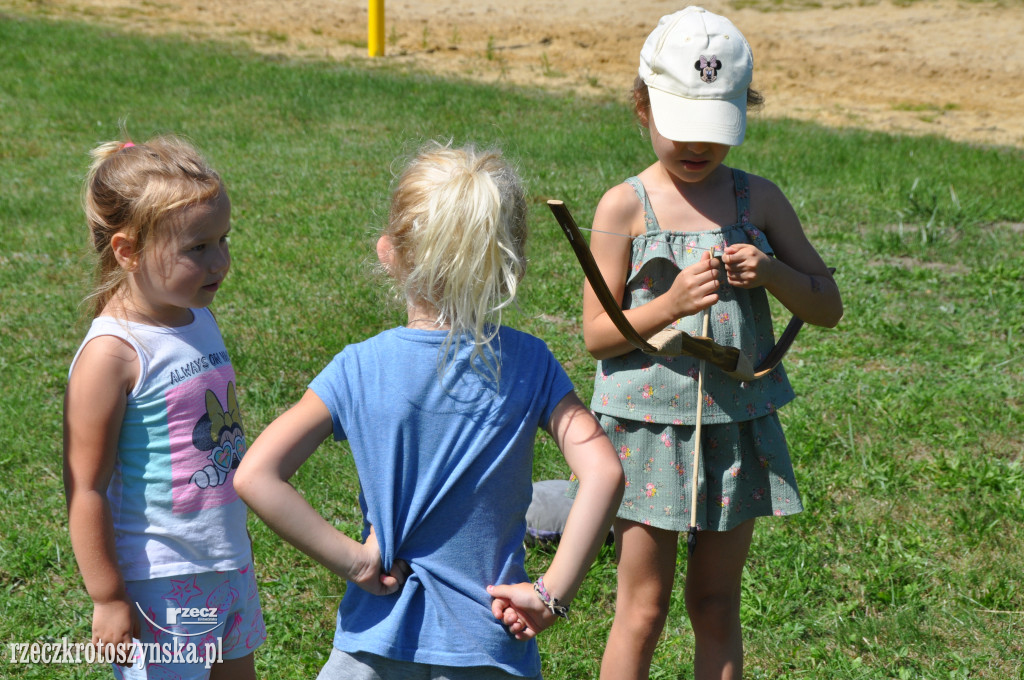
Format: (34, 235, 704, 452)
(383, 142, 528, 382)
(236, 141, 623, 679)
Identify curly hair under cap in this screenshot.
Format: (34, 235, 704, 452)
(631, 75, 764, 120)
(384, 141, 528, 384)
(82, 134, 223, 317)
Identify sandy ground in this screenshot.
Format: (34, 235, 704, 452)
(4, 0, 1023, 149)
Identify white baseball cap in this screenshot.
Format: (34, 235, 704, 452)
(639, 6, 753, 146)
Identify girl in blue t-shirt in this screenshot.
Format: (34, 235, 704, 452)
(236, 142, 624, 679)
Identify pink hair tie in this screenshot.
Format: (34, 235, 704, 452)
(121, 142, 135, 150)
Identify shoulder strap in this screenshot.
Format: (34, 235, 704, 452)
(68, 317, 148, 395)
(624, 177, 661, 235)
(731, 168, 751, 225)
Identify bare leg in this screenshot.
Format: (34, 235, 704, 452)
(210, 653, 256, 680)
(684, 519, 755, 680)
(600, 519, 679, 680)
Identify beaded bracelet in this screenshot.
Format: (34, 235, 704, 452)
(533, 574, 570, 621)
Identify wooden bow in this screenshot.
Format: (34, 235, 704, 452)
(548, 199, 821, 382)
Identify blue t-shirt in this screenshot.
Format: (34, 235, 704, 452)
(309, 325, 574, 676)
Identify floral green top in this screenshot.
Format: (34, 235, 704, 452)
(591, 170, 795, 425)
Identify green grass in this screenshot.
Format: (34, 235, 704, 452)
(1, 11, 1023, 679)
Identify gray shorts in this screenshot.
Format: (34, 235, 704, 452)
(317, 648, 542, 680)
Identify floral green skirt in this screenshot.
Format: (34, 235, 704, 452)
(574, 413, 803, 532)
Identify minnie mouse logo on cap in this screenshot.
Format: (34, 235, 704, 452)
(695, 55, 722, 83)
(639, 7, 754, 146)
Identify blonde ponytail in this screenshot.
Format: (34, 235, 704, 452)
(386, 142, 528, 383)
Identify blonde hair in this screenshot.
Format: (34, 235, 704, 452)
(82, 134, 223, 317)
(385, 141, 528, 383)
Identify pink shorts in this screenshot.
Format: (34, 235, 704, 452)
(114, 563, 265, 679)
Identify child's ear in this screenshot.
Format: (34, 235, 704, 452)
(110, 232, 139, 271)
(376, 234, 395, 272)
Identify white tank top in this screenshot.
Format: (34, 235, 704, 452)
(69, 308, 251, 580)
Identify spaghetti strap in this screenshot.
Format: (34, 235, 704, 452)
(624, 176, 662, 235)
(731, 168, 751, 226)
(627, 172, 750, 233)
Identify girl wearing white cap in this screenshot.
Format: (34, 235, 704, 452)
(576, 7, 843, 679)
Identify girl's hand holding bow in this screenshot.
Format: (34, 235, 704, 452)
(721, 243, 775, 289)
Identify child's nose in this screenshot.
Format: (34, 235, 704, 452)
(211, 243, 231, 272)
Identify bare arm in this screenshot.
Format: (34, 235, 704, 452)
(63, 335, 140, 657)
(721, 176, 843, 328)
(583, 183, 721, 359)
(487, 392, 624, 638)
(539, 392, 624, 600)
(233, 390, 406, 595)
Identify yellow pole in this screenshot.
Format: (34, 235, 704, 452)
(368, 0, 385, 57)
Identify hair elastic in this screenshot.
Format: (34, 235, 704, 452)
(121, 142, 135, 150)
